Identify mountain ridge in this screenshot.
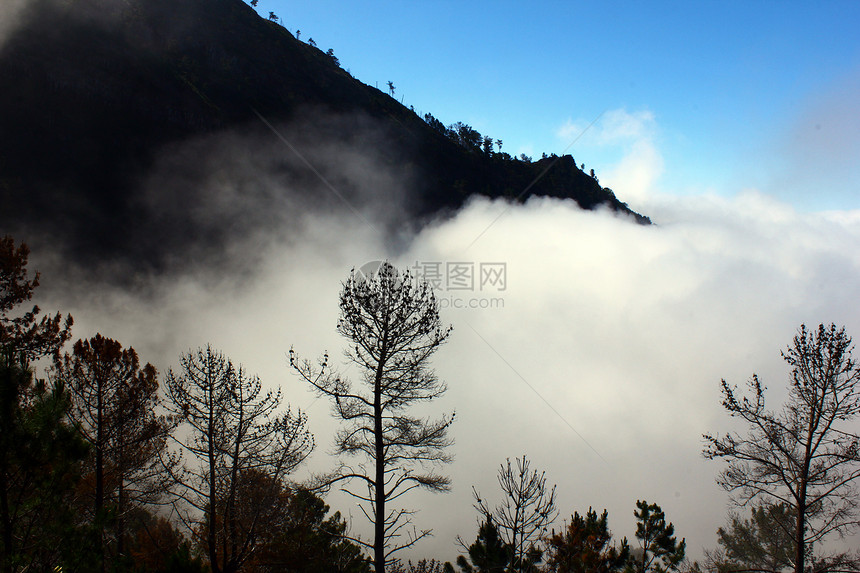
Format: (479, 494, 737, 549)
(0, 0, 649, 273)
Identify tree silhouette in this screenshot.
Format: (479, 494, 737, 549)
(387, 81, 396, 96)
(52, 334, 170, 566)
(327, 48, 340, 66)
(705, 324, 860, 573)
(291, 262, 454, 572)
(455, 518, 511, 573)
(704, 503, 795, 573)
(245, 478, 371, 572)
(0, 351, 90, 572)
(0, 236, 82, 571)
(473, 455, 557, 572)
(630, 501, 685, 573)
(164, 346, 313, 573)
(0, 235, 72, 360)
(544, 508, 629, 573)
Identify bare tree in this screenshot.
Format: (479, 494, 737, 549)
(291, 262, 454, 572)
(52, 334, 170, 565)
(164, 346, 314, 573)
(472, 455, 558, 572)
(704, 324, 860, 573)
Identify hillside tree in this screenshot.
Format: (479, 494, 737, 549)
(164, 346, 314, 573)
(291, 262, 454, 572)
(704, 324, 860, 573)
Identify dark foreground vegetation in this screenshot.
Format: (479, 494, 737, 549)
(3, 234, 860, 572)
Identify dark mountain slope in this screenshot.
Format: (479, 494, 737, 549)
(0, 0, 648, 272)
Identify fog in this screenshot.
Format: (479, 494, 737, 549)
(27, 109, 860, 563)
(0, 0, 27, 52)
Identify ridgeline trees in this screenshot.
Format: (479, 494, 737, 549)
(472, 455, 558, 572)
(291, 262, 454, 572)
(704, 324, 860, 573)
(164, 346, 314, 573)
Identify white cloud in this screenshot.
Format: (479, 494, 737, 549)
(557, 109, 663, 209)
(557, 108, 657, 147)
(28, 110, 860, 564)
(35, 191, 860, 562)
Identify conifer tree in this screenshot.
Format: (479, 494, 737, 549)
(292, 262, 453, 572)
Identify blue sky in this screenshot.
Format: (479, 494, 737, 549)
(253, 0, 860, 211)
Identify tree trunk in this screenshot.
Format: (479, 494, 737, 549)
(374, 332, 390, 573)
(794, 493, 805, 573)
(208, 381, 220, 573)
(374, 370, 385, 573)
(116, 475, 124, 559)
(95, 373, 105, 573)
(115, 414, 128, 562)
(0, 453, 12, 573)
(226, 386, 244, 573)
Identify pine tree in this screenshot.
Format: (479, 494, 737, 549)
(292, 262, 453, 572)
(630, 501, 685, 573)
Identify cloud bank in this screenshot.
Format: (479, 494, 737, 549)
(27, 108, 860, 563)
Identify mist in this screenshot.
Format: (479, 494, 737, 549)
(25, 108, 860, 564)
(0, 0, 28, 53)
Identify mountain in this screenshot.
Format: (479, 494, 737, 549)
(0, 0, 649, 273)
